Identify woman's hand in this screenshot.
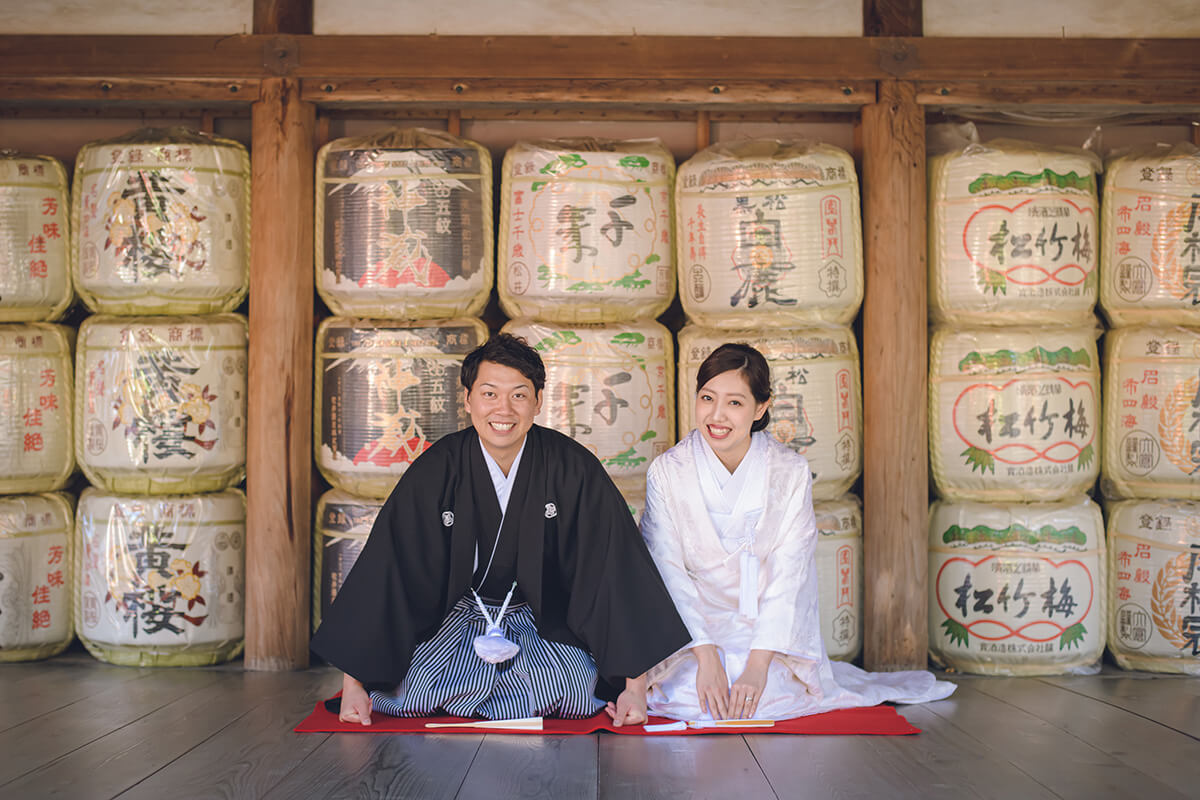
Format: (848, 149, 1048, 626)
(729, 649, 773, 719)
(339, 673, 373, 726)
(693, 644, 731, 720)
(606, 674, 648, 727)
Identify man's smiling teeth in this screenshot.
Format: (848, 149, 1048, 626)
(491, 422, 515, 431)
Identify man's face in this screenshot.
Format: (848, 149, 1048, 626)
(464, 360, 542, 465)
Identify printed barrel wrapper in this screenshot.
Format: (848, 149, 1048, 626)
(930, 326, 1100, 501)
(316, 128, 493, 319)
(502, 319, 674, 481)
(0, 153, 72, 321)
(498, 138, 675, 323)
(315, 317, 486, 498)
(0, 323, 75, 494)
(0, 494, 74, 662)
(312, 489, 382, 632)
(75, 488, 245, 667)
(815, 494, 862, 662)
(75, 314, 247, 495)
(929, 140, 1100, 326)
(678, 325, 862, 501)
(676, 139, 863, 328)
(71, 127, 250, 315)
(928, 497, 1106, 675)
(1106, 499, 1200, 674)
(1102, 326, 1200, 500)
(1100, 143, 1200, 327)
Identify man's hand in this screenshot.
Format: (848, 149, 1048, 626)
(605, 674, 648, 727)
(693, 644, 730, 720)
(729, 649, 773, 719)
(339, 673, 373, 726)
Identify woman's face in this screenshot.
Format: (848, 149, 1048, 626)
(695, 368, 769, 472)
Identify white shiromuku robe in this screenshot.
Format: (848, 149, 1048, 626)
(642, 429, 954, 720)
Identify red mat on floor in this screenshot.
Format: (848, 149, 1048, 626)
(294, 699, 919, 735)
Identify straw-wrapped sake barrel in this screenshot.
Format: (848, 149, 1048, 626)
(0, 323, 74, 494)
(498, 138, 675, 323)
(678, 325, 862, 500)
(929, 497, 1106, 675)
(1102, 326, 1200, 499)
(929, 139, 1100, 326)
(75, 314, 247, 494)
(676, 139, 863, 328)
(0, 494, 74, 662)
(930, 326, 1100, 501)
(815, 494, 863, 662)
(0, 152, 72, 321)
(502, 319, 674, 482)
(612, 477, 646, 524)
(316, 128, 493, 319)
(71, 127, 249, 314)
(75, 488, 245, 666)
(315, 317, 486, 498)
(1100, 143, 1200, 327)
(1106, 499, 1200, 674)
(312, 489, 382, 631)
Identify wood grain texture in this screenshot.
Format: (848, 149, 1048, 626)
(861, 79, 928, 671)
(1042, 673, 1200, 739)
(864, 0, 923, 37)
(918, 80, 1200, 107)
(254, 0, 312, 36)
(598, 735, 775, 800)
(458, 735, 598, 800)
(0, 659, 150, 732)
(0, 78, 256, 103)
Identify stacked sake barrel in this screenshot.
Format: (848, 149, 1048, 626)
(1099, 143, 1200, 674)
(815, 495, 863, 662)
(312, 129, 492, 619)
(498, 138, 677, 513)
(927, 139, 1106, 675)
(0, 152, 77, 661)
(70, 128, 250, 666)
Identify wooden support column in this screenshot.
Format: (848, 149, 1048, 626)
(861, 79, 927, 670)
(245, 77, 316, 671)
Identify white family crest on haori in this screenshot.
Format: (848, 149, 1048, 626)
(442, 511, 455, 527)
(544, 502, 557, 519)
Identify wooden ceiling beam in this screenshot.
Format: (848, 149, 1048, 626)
(918, 80, 1200, 108)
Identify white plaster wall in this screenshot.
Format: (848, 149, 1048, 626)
(0, 0, 253, 35)
(926, 0, 1200, 37)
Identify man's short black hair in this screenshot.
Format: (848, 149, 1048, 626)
(460, 333, 546, 394)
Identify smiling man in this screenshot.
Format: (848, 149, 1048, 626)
(311, 333, 689, 727)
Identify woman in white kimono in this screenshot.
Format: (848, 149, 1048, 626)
(640, 343, 953, 721)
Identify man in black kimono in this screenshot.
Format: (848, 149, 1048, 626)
(311, 333, 690, 726)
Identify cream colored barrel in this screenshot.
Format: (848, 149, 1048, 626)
(676, 139, 863, 328)
(929, 139, 1100, 326)
(502, 319, 674, 482)
(498, 138, 675, 323)
(815, 493, 863, 662)
(0, 323, 74, 493)
(678, 325, 861, 500)
(930, 326, 1100, 501)
(0, 493, 74, 662)
(0, 153, 72, 321)
(315, 317, 486, 498)
(613, 477, 646, 524)
(75, 488, 245, 666)
(75, 314, 247, 494)
(1106, 499, 1200, 674)
(71, 127, 250, 314)
(312, 489, 382, 632)
(1102, 326, 1200, 499)
(316, 128, 493, 319)
(1100, 143, 1200, 327)
(929, 497, 1106, 675)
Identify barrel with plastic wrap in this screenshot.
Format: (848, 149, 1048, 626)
(312, 489, 382, 631)
(316, 317, 486, 498)
(0, 152, 72, 321)
(75, 314, 247, 494)
(929, 139, 1100, 326)
(929, 497, 1106, 675)
(0, 493, 74, 662)
(498, 138, 675, 323)
(71, 127, 249, 314)
(815, 494, 862, 662)
(316, 128, 493, 319)
(75, 488, 245, 666)
(1101, 143, 1200, 327)
(678, 325, 861, 500)
(1106, 499, 1200, 674)
(676, 139, 863, 328)
(1102, 326, 1200, 499)
(0, 323, 74, 494)
(930, 326, 1099, 501)
(502, 319, 674, 481)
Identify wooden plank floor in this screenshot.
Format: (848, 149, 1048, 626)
(2, 649, 1197, 800)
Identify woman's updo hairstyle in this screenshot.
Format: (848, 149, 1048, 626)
(695, 343, 772, 432)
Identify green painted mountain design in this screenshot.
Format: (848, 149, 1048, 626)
(941, 523, 1088, 546)
(968, 169, 1095, 194)
(957, 346, 1091, 373)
